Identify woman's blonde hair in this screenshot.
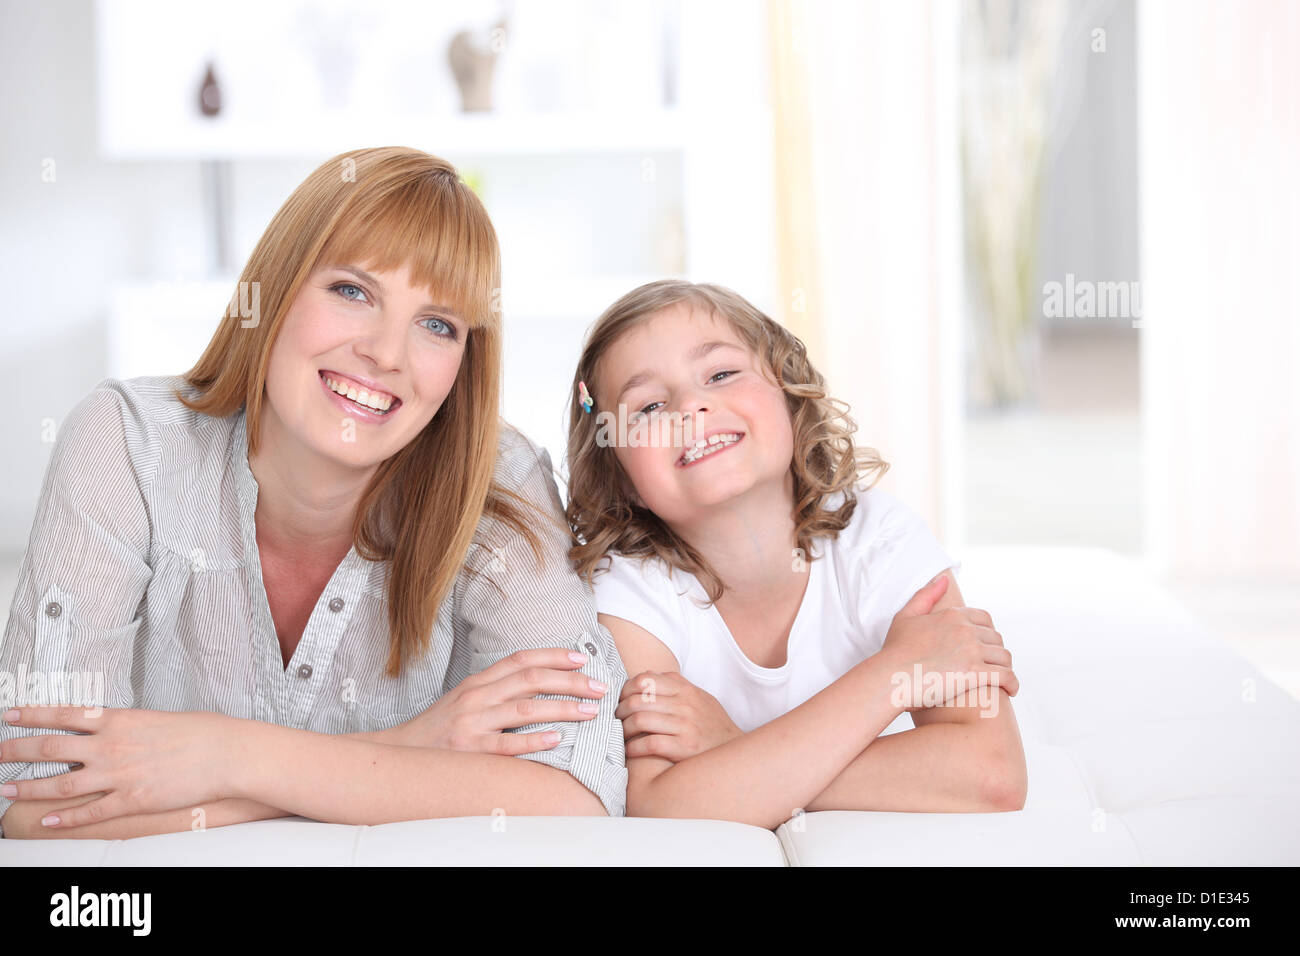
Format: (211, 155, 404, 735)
(565, 279, 889, 603)
(177, 146, 546, 676)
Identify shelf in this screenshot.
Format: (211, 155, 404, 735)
(98, 110, 689, 161)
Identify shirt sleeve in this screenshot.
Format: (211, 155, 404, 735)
(0, 382, 154, 836)
(452, 426, 628, 817)
(590, 553, 687, 671)
(854, 488, 963, 635)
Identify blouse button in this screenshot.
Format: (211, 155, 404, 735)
(44, 601, 62, 618)
(584, 641, 598, 657)
(297, 664, 313, 679)
(328, 597, 344, 612)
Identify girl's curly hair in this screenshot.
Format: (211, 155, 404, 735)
(565, 279, 889, 603)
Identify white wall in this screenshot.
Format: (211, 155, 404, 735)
(799, 0, 964, 543)
(1138, 0, 1300, 584)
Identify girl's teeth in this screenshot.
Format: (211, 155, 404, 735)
(682, 434, 740, 463)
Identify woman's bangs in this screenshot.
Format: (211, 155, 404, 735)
(314, 178, 497, 331)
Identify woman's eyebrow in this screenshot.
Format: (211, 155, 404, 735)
(615, 341, 746, 403)
(329, 264, 463, 318)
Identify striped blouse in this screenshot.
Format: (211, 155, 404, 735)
(0, 376, 628, 833)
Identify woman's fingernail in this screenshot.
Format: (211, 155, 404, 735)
(3, 709, 19, 722)
(543, 732, 561, 744)
(588, 679, 607, 693)
(578, 702, 599, 714)
(568, 652, 587, 664)
(0, 784, 17, 797)
(41, 814, 60, 827)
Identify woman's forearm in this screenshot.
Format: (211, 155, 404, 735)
(226, 723, 605, 823)
(631, 651, 909, 829)
(2, 793, 289, 840)
(1, 722, 413, 839)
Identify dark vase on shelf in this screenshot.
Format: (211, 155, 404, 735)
(198, 60, 222, 118)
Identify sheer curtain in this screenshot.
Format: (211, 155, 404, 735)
(767, 0, 965, 544)
(1138, 0, 1300, 584)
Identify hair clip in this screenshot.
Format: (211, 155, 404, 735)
(577, 380, 594, 414)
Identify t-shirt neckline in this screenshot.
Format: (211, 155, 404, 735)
(701, 542, 824, 680)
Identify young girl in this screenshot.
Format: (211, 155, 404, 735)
(0, 147, 626, 838)
(565, 279, 1026, 828)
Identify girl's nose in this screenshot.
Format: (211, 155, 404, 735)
(680, 397, 712, 416)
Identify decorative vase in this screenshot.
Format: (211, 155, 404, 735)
(448, 18, 508, 112)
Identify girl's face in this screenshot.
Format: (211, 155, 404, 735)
(263, 261, 468, 469)
(596, 302, 795, 526)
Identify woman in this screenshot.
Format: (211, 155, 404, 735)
(0, 147, 628, 838)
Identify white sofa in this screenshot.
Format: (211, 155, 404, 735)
(4, 546, 1298, 866)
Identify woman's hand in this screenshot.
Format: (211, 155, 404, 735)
(615, 670, 744, 762)
(389, 647, 609, 753)
(879, 574, 1019, 708)
(0, 706, 238, 829)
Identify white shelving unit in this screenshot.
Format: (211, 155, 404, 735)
(96, 1, 776, 467)
(98, 110, 692, 161)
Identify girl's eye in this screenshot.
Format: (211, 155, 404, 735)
(636, 401, 664, 417)
(708, 370, 739, 384)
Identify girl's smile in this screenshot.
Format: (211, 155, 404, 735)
(676, 430, 746, 468)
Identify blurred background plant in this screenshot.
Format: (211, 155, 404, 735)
(961, 0, 1067, 410)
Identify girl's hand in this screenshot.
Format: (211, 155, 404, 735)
(616, 670, 744, 762)
(391, 647, 609, 753)
(0, 706, 237, 829)
(879, 575, 1019, 708)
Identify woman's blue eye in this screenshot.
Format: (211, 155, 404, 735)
(331, 282, 367, 302)
(331, 283, 457, 341)
(708, 370, 738, 384)
(421, 316, 458, 340)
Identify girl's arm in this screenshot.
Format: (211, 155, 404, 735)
(803, 689, 1025, 813)
(605, 613, 909, 829)
(805, 573, 1028, 812)
(605, 569, 1020, 827)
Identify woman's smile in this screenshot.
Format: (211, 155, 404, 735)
(318, 369, 403, 423)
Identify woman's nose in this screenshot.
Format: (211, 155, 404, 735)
(356, 313, 405, 370)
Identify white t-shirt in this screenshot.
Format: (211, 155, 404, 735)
(592, 484, 961, 734)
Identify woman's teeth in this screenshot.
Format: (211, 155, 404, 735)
(680, 433, 742, 465)
(323, 375, 395, 413)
